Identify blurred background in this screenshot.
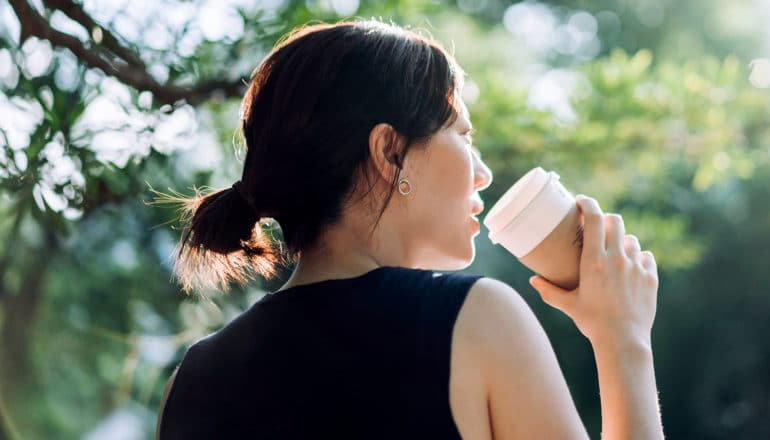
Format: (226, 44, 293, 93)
(1, 0, 769, 438)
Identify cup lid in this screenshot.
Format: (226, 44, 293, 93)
(483, 167, 549, 233)
(486, 171, 573, 256)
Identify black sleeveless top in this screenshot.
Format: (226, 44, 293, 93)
(159, 266, 484, 439)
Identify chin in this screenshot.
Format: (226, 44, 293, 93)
(421, 245, 476, 272)
(414, 224, 479, 271)
(439, 259, 474, 272)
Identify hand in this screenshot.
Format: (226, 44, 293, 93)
(528, 195, 659, 347)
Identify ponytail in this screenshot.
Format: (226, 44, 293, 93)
(149, 184, 288, 295)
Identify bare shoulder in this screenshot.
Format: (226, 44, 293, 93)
(455, 277, 547, 368)
(456, 277, 537, 348)
(155, 366, 179, 440)
(454, 277, 589, 440)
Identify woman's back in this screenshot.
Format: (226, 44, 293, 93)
(158, 266, 486, 439)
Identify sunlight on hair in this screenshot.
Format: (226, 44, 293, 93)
(145, 183, 289, 296)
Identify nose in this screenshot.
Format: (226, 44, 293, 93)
(472, 149, 493, 191)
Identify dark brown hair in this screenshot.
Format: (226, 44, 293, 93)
(155, 19, 464, 294)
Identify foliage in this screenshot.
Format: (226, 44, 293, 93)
(1, 0, 769, 438)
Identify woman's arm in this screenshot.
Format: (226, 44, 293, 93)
(464, 195, 663, 439)
(460, 277, 590, 439)
(592, 336, 662, 439)
(528, 195, 664, 439)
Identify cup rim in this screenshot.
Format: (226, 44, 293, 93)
(488, 171, 573, 257)
(483, 167, 549, 233)
(488, 171, 557, 241)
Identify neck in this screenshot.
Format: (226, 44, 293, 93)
(276, 209, 412, 291)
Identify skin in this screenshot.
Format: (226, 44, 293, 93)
(277, 97, 493, 290)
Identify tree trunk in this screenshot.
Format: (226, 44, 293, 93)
(0, 231, 56, 438)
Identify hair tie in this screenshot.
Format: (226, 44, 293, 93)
(231, 180, 260, 217)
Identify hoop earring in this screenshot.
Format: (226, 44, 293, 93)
(398, 177, 412, 195)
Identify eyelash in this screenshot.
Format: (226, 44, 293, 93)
(464, 132, 477, 151)
(461, 130, 482, 157)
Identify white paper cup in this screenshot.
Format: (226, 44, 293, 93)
(484, 167, 575, 258)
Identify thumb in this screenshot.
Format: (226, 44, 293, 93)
(529, 275, 576, 312)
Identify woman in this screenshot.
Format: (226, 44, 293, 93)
(156, 19, 664, 439)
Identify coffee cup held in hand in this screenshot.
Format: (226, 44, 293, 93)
(483, 167, 584, 290)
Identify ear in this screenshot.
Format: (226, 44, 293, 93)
(367, 123, 404, 183)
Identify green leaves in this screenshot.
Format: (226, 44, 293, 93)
(2, 1, 770, 438)
(462, 43, 769, 271)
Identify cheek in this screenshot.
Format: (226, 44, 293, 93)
(439, 151, 472, 190)
(404, 144, 472, 217)
(417, 167, 471, 220)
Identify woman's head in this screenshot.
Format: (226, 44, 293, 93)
(165, 19, 492, 294)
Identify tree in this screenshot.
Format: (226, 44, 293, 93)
(2, 0, 769, 438)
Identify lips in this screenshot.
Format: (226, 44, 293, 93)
(471, 201, 484, 217)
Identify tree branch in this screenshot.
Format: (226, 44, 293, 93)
(41, 0, 146, 70)
(9, 0, 247, 106)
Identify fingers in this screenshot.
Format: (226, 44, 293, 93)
(641, 251, 658, 288)
(604, 214, 626, 255)
(529, 275, 577, 313)
(641, 250, 656, 271)
(575, 195, 605, 259)
(624, 234, 641, 261)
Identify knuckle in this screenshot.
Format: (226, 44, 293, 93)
(642, 250, 655, 261)
(586, 211, 601, 220)
(611, 253, 627, 268)
(576, 194, 592, 203)
(626, 234, 641, 247)
(644, 270, 659, 287)
(578, 196, 600, 211)
(589, 259, 606, 272)
(583, 214, 601, 227)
